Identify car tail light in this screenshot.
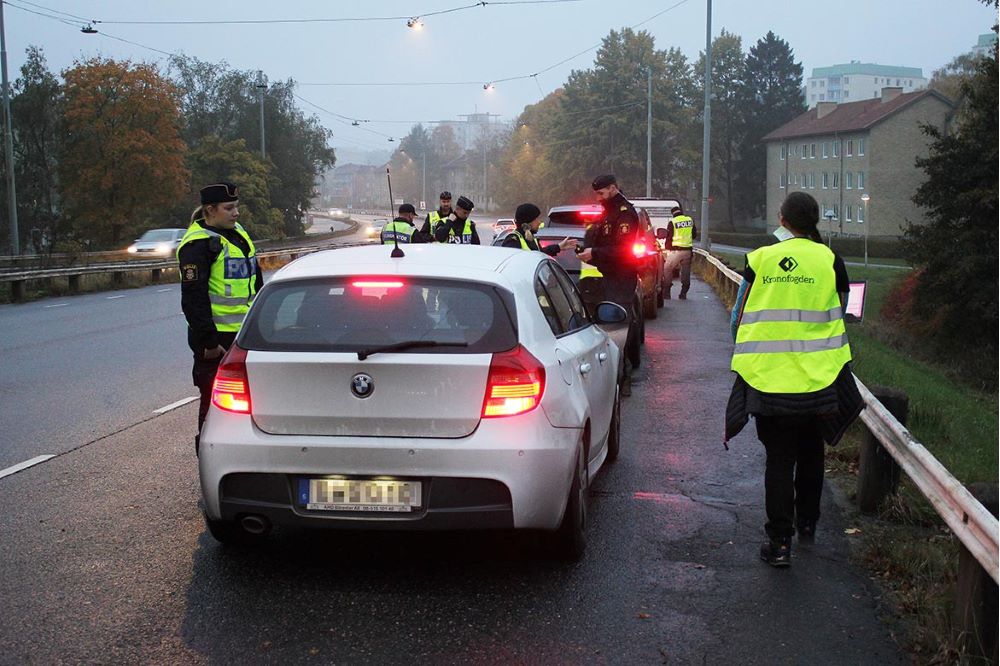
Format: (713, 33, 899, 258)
(633, 242, 648, 258)
(482, 345, 545, 418)
(352, 280, 404, 289)
(578, 210, 603, 218)
(211, 344, 252, 414)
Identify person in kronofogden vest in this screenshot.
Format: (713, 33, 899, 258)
(381, 203, 431, 244)
(725, 191, 863, 568)
(433, 195, 481, 244)
(177, 182, 263, 455)
(501, 203, 576, 255)
(662, 204, 697, 299)
(419, 191, 453, 241)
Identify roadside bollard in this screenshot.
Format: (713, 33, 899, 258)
(857, 386, 907, 514)
(954, 482, 998, 662)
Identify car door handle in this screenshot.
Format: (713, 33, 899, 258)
(579, 363, 592, 375)
(597, 352, 608, 363)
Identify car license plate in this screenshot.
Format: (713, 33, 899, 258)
(297, 478, 421, 512)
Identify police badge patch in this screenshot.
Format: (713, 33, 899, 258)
(619, 223, 630, 235)
(620, 205, 628, 211)
(181, 264, 198, 282)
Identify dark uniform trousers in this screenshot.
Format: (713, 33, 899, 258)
(755, 414, 825, 540)
(192, 330, 237, 439)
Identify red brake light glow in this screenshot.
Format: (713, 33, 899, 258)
(211, 344, 251, 414)
(578, 210, 603, 217)
(632, 242, 648, 258)
(351, 280, 404, 289)
(482, 345, 545, 418)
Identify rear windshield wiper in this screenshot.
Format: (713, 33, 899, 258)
(357, 340, 469, 360)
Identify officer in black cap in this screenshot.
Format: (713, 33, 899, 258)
(419, 191, 454, 240)
(577, 174, 642, 386)
(434, 195, 481, 244)
(176, 182, 263, 454)
(381, 203, 432, 244)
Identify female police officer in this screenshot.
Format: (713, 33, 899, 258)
(501, 203, 576, 254)
(177, 182, 262, 455)
(726, 191, 863, 567)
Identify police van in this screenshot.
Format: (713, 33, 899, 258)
(630, 197, 683, 249)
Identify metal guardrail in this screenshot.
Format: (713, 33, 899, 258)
(694, 247, 999, 584)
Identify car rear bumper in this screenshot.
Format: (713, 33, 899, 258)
(199, 408, 581, 531)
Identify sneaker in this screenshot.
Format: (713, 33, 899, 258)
(678, 292, 688, 300)
(797, 522, 816, 544)
(759, 539, 791, 567)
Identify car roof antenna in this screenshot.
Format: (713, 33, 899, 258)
(385, 167, 404, 258)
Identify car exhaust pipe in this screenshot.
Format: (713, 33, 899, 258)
(240, 514, 270, 535)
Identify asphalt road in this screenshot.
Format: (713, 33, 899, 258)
(0, 261, 904, 663)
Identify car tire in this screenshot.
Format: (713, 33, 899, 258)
(656, 276, 665, 308)
(643, 292, 657, 320)
(203, 512, 266, 547)
(554, 441, 588, 560)
(606, 386, 621, 463)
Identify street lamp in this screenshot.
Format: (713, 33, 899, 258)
(255, 71, 267, 159)
(824, 210, 835, 247)
(860, 193, 870, 268)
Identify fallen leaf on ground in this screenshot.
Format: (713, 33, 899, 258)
(844, 527, 862, 535)
(637, 612, 652, 619)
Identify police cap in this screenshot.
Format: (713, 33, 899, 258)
(455, 195, 475, 211)
(591, 174, 617, 190)
(200, 182, 239, 205)
(398, 203, 417, 215)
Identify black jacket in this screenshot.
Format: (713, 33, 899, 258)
(587, 192, 640, 279)
(178, 221, 263, 353)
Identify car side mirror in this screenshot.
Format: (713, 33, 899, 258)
(655, 228, 669, 239)
(594, 302, 628, 324)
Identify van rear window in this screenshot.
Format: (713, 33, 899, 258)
(239, 277, 518, 354)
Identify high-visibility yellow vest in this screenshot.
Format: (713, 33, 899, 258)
(381, 220, 415, 244)
(671, 215, 694, 248)
(177, 221, 258, 332)
(731, 238, 851, 393)
(427, 211, 444, 241)
(445, 218, 475, 244)
(509, 230, 531, 250)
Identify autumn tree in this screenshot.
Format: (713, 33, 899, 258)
(59, 58, 189, 248)
(735, 32, 804, 220)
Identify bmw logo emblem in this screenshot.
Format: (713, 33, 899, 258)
(351, 373, 374, 399)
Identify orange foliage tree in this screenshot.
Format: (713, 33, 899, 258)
(59, 58, 189, 247)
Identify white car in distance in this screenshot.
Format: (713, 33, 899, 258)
(199, 244, 626, 558)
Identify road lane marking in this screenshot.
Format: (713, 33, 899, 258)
(157, 288, 174, 292)
(0, 455, 56, 480)
(44, 303, 68, 308)
(107, 295, 126, 300)
(154, 396, 199, 414)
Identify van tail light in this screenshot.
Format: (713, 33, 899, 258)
(211, 344, 252, 414)
(482, 345, 545, 418)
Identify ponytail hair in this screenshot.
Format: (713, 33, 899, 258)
(190, 205, 205, 223)
(779, 192, 822, 243)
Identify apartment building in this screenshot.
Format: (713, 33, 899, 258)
(764, 88, 954, 240)
(806, 62, 926, 108)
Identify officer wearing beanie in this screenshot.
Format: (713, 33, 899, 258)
(177, 182, 262, 455)
(433, 195, 481, 244)
(501, 203, 576, 255)
(381, 203, 432, 244)
(419, 191, 454, 241)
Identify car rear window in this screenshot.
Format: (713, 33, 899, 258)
(239, 277, 518, 354)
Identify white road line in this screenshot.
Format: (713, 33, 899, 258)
(157, 288, 174, 292)
(0, 455, 56, 480)
(44, 303, 68, 308)
(107, 295, 126, 300)
(153, 396, 199, 414)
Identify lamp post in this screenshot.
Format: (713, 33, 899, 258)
(645, 66, 652, 197)
(255, 71, 267, 159)
(1, 1, 19, 254)
(860, 193, 870, 268)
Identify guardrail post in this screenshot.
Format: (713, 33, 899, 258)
(112, 272, 123, 286)
(11, 279, 23, 302)
(68, 274, 79, 293)
(151, 268, 161, 284)
(857, 386, 906, 513)
(954, 482, 998, 662)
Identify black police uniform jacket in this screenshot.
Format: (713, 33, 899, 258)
(587, 192, 640, 281)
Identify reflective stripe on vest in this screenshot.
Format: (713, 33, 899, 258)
(671, 215, 694, 248)
(731, 238, 850, 393)
(381, 220, 415, 244)
(445, 218, 474, 244)
(579, 262, 603, 279)
(177, 221, 257, 333)
(509, 230, 531, 250)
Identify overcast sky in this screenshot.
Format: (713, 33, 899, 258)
(4, 0, 996, 153)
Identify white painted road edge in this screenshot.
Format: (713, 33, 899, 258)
(153, 396, 199, 414)
(0, 455, 56, 480)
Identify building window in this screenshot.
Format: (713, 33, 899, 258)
(832, 173, 840, 189)
(809, 173, 816, 188)
(801, 143, 808, 159)
(780, 145, 786, 160)
(810, 143, 816, 158)
(811, 93, 816, 101)
(858, 203, 865, 222)
(844, 76, 850, 84)
(859, 138, 866, 155)
(846, 140, 854, 156)
(820, 80, 825, 87)
(857, 171, 865, 189)
(845, 172, 854, 189)
(846, 205, 853, 222)
(801, 174, 807, 189)
(779, 173, 786, 188)
(822, 142, 828, 158)
(896, 78, 901, 85)
(811, 80, 816, 88)
(833, 204, 839, 220)
(819, 93, 825, 101)
(832, 142, 840, 158)
(844, 91, 850, 99)
(822, 172, 829, 189)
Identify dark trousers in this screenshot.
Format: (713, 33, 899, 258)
(581, 275, 637, 376)
(755, 414, 825, 540)
(191, 331, 236, 454)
